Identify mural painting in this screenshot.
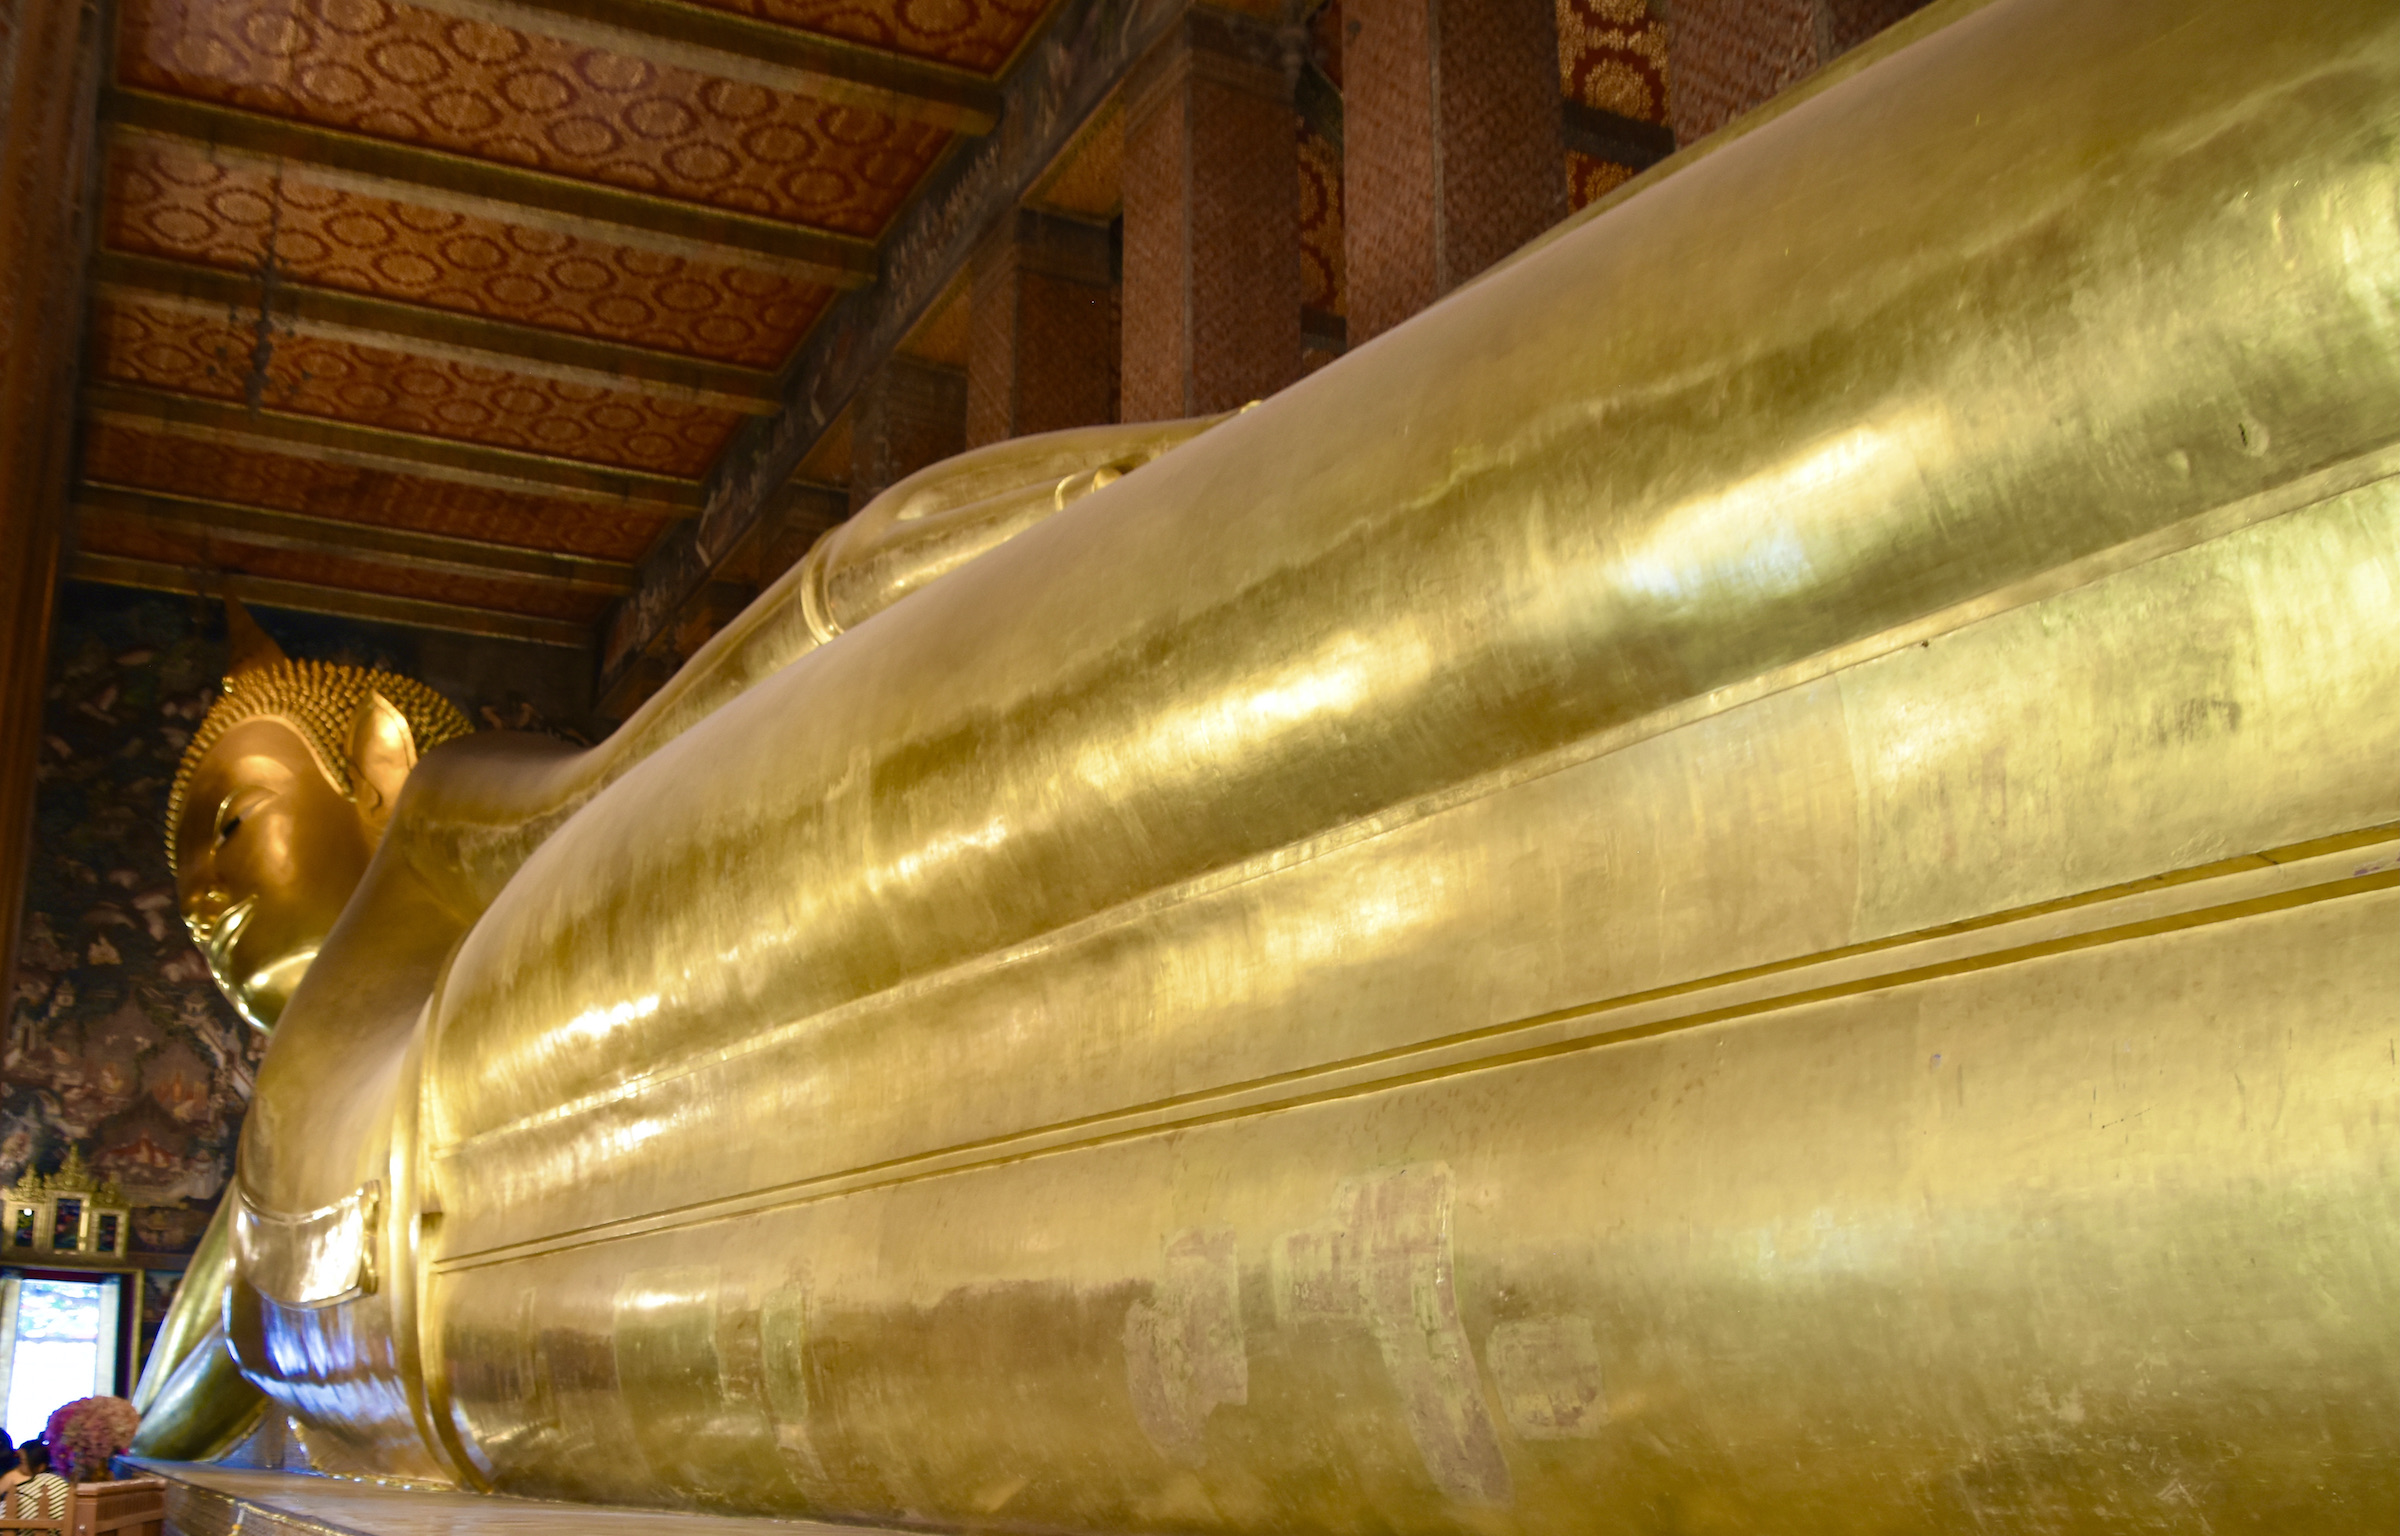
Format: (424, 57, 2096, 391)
(3, 583, 589, 1355)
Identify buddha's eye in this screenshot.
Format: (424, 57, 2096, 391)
(212, 788, 270, 850)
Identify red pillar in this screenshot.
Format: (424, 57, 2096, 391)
(1341, 0, 1567, 345)
(1120, 9, 1304, 421)
(967, 210, 1119, 447)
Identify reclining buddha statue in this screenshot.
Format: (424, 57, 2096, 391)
(131, 0, 2397, 1526)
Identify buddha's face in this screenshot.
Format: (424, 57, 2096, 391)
(173, 717, 377, 1031)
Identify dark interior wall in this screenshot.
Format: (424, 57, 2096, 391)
(3, 583, 590, 1346)
(0, 0, 109, 1010)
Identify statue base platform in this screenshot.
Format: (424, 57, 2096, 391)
(129, 1459, 895, 1535)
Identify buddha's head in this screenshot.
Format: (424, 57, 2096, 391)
(166, 603, 471, 1032)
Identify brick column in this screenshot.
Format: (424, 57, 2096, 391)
(1120, 8, 1304, 422)
(967, 209, 1119, 447)
(1668, 0, 1927, 146)
(849, 354, 968, 513)
(1341, 0, 1567, 346)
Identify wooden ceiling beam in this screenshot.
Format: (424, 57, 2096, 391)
(96, 251, 783, 416)
(75, 483, 637, 595)
(69, 551, 592, 648)
(1560, 100, 1677, 171)
(601, 0, 1186, 697)
(109, 91, 878, 288)
(84, 381, 704, 514)
(400, 0, 1000, 134)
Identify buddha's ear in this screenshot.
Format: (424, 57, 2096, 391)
(347, 690, 419, 828)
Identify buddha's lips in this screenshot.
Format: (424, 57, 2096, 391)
(192, 895, 253, 984)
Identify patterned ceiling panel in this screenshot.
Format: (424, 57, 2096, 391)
(1298, 117, 1343, 315)
(105, 141, 835, 368)
(118, 0, 952, 232)
(1557, 0, 1669, 126)
(92, 297, 742, 476)
(1558, 0, 1668, 210)
(81, 419, 667, 560)
(684, 0, 1051, 74)
(77, 509, 611, 621)
(1567, 152, 1636, 210)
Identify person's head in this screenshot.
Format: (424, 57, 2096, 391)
(167, 602, 470, 1031)
(19, 1442, 47, 1475)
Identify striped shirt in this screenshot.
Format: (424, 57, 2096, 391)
(6, 1471, 68, 1525)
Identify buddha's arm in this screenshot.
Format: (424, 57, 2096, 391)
(154, 0, 2399, 1508)
(128, 1196, 255, 1460)
(382, 415, 1229, 919)
(130, 416, 1229, 1462)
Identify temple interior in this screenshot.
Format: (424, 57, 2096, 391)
(0, 0, 2391, 1530)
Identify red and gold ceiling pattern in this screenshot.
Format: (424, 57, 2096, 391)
(93, 299, 744, 475)
(685, 0, 1052, 73)
(76, 508, 612, 622)
(82, 420, 668, 561)
(1557, 0, 1668, 126)
(1567, 153, 1635, 209)
(1557, 0, 1669, 210)
(1298, 119, 1342, 316)
(82, 0, 1678, 642)
(118, 0, 952, 231)
(92, 0, 1036, 634)
(106, 142, 835, 368)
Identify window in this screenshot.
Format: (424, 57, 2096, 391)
(0, 1276, 122, 1444)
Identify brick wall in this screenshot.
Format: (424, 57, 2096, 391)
(1121, 10, 1303, 419)
(1670, 0, 1929, 144)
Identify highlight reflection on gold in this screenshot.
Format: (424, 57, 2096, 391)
(134, 0, 2399, 1527)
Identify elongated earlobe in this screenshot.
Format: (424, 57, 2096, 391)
(348, 690, 419, 832)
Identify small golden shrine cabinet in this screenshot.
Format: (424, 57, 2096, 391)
(4, 1150, 132, 1265)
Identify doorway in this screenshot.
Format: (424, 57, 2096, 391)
(0, 1272, 126, 1444)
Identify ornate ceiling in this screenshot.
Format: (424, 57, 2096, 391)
(71, 0, 1675, 657)
(106, 140, 838, 369)
(73, 0, 1041, 646)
